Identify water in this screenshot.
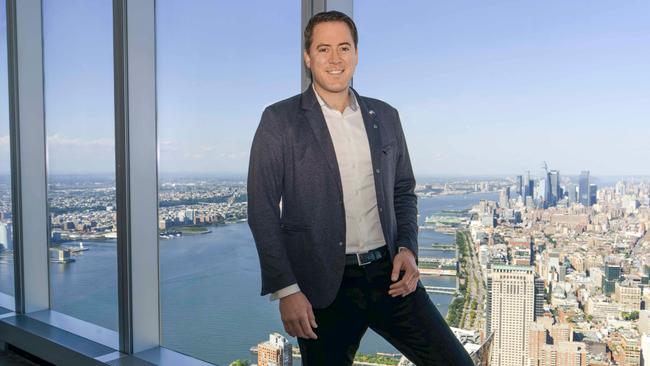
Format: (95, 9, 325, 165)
(0, 192, 498, 365)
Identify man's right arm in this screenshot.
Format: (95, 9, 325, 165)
(247, 107, 297, 296)
(248, 107, 317, 339)
(270, 284, 301, 301)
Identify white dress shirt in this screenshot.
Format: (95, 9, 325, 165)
(271, 86, 387, 300)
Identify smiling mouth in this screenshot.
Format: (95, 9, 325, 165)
(327, 70, 344, 75)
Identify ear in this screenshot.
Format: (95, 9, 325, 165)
(303, 49, 312, 70)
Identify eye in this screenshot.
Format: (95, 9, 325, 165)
(318, 47, 328, 53)
(340, 46, 350, 52)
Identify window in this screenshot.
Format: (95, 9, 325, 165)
(156, 1, 300, 363)
(43, 0, 117, 330)
(0, 0, 15, 303)
(355, 0, 649, 361)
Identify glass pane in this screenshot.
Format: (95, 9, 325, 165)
(0, 0, 15, 300)
(156, 1, 300, 364)
(355, 0, 650, 364)
(43, 0, 117, 330)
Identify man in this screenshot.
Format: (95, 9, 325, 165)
(248, 11, 474, 366)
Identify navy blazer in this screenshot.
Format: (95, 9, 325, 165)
(247, 85, 419, 309)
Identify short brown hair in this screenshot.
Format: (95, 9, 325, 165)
(304, 11, 358, 53)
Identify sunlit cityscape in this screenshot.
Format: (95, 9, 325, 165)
(2, 171, 650, 364)
(0, 0, 648, 365)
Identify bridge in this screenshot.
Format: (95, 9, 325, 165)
(425, 285, 457, 295)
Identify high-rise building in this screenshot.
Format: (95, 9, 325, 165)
(0, 222, 12, 251)
(615, 281, 641, 312)
(579, 171, 590, 206)
(549, 170, 560, 206)
(530, 320, 585, 366)
(529, 322, 547, 366)
(499, 187, 511, 208)
(516, 175, 523, 197)
(534, 276, 545, 319)
(258, 333, 293, 366)
(615, 332, 641, 366)
(603, 263, 621, 295)
(550, 323, 572, 344)
(566, 183, 577, 204)
(488, 265, 535, 366)
(537, 178, 547, 207)
(525, 171, 534, 197)
(589, 184, 598, 206)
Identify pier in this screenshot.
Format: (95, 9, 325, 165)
(425, 244, 457, 251)
(425, 285, 456, 295)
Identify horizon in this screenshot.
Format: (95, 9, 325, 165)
(2, 171, 649, 184)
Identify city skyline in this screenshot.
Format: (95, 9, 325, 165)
(0, 1, 649, 176)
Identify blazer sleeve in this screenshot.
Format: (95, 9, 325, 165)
(248, 107, 297, 296)
(392, 108, 419, 261)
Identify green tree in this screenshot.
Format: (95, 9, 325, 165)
(229, 360, 250, 366)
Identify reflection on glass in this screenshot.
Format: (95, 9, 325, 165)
(156, 1, 299, 364)
(43, 0, 117, 330)
(0, 0, 15, 300)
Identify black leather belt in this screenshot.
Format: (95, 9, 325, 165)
(345, 246, 388, 266)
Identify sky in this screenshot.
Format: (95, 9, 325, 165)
(0, 0, 648, 179)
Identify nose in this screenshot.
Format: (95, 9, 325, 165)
(328, 49, 342, 63)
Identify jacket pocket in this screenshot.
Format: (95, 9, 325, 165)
(381, 142, 396, 155)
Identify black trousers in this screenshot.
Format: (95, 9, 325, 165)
(297, 251, 475, 366)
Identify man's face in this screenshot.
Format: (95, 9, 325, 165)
(304, 21, 358, 95)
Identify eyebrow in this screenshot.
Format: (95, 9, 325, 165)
(315, 42, 352, 48)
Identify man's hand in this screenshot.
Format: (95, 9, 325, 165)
(389, 248, 419, 297)
(279, 291, 318, 339)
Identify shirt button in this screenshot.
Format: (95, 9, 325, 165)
(379, 207, 383, 212)
(373, 124, 378, 129)
(375, 169, 380, 174)
(338, 241, 343, 246)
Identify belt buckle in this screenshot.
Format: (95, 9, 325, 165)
(356, 252, 372, 266)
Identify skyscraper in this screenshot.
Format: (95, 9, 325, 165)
(535, 276, 545, 319)
(525, 171, 534, 197)
(516, 175, 524, 197)
(549, 170, 560, 206)
(566, 183, 577, 204)
(488, 265, 536, 366)
(579, 171, 590, 206)
(258, 333, 293, 366)
(603, 263, 621, 295)
(537, 178, 547, 208)
(589, 184, 598, 206)
(499, 187, 511, 208)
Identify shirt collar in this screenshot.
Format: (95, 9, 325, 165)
(312, 84, 359, 112)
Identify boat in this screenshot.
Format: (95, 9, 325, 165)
(69, 242, 89, 253)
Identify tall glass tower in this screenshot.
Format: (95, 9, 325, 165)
(579, 171, 590, 206)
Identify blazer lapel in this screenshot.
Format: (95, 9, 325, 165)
(300, 86, 344, 198)
(351, 87, 382, 178)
